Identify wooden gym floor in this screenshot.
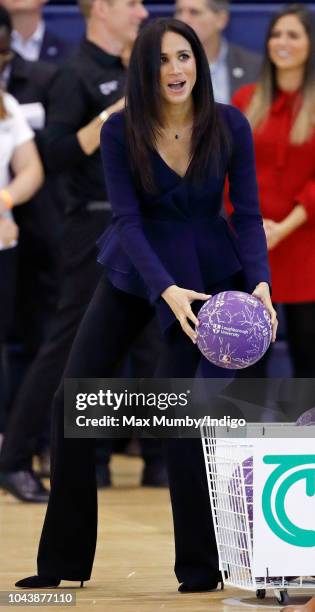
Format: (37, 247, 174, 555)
(0, 455, 311, 611)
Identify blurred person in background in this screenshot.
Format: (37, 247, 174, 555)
(0, 0, 71, 474)
(175, 0, 261, 102)
(232, 4, 315, 378)
(0, 0, 71, 62)
(0, 0, 167, 503)
(0, 83, 43, 451)
(0, 5, 60, 362)
(0, 5, 65, 499)
(0, 0, 71, 363)
(0, 0, 66, 358)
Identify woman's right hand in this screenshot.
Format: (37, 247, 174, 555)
(0, 216, 19, 248)
(161, 285, 211, 343)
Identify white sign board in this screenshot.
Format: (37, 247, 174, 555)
(253, 438, 315, 577)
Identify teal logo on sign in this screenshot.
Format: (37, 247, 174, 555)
(262, 455, 315, 547)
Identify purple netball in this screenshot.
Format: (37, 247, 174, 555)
(196, 291, 272, 369)
(230, 457, 253, 525)
(296, 407, 315, 426)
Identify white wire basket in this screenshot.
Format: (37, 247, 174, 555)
(201, 422, 315, 605)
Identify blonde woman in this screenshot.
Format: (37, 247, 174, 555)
(232, 4, 315, 377)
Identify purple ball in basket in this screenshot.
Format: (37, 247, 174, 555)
(196, 291, 272, 370)
(296, 407, 315, 426)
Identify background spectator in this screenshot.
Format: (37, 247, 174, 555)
(0, 0, 72, 62)
(0, 87, 43, 444)
(232, 4, 315, 378)
(175, 0, 261, 102)
(0, 6, 64, 484)
(0, 0, 168, 503)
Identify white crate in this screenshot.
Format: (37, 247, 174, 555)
(201, 422, 315, 605)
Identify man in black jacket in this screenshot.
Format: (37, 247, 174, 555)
(6, 51, 61, 353)
(0, 0, 71, 366)
(0, 6, 61, 501)
(0, 0, 166, 503)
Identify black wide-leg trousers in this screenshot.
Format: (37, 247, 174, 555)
(37, 275, 232, 585)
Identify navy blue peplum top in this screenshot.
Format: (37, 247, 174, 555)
(98, 104, 270, 331)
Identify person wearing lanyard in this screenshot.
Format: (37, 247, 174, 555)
(16, 17, 277, 593)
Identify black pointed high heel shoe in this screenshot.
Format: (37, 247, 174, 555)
(178, 576, 224, 593)
(15, 576, 84, 589)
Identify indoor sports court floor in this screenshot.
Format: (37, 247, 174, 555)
(0, 455, 312, 611)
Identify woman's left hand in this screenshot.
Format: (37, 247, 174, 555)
(263, 219, 285, 250)
(0, 216, 19, 248)
(252, 282, 278, 343)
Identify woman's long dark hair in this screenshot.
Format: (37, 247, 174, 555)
(246, 4, 315, 144)
(125, 18, 229, 192)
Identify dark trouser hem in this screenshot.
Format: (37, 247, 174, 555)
(36, 571, 91, 582)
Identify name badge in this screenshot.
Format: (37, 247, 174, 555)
(99, 80, 118, 96)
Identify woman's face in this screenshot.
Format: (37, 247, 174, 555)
(159, 31, 197, 107)
(268, 14, 310, 73)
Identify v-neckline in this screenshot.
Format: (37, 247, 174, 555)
(155, 149, 190, 180)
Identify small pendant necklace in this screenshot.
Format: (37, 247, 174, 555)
(162, 124, 192, 140)
(173, 125, 192, 139)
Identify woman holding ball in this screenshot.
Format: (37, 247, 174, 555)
(16, 18, 276, 592)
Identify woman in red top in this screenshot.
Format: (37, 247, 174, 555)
(232, 4, 315, 377)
